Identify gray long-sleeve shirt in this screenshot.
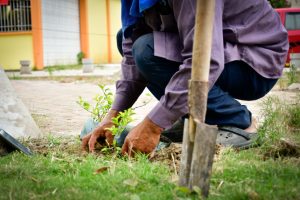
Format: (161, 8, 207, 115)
(112, 0, 289, 129)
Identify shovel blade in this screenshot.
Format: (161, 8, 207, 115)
(189, 122, 218, 197)
(179, 119, 193, 187)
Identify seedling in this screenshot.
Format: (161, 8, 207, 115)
(77, 84, 113, 122)
(77, 85, 136, 152)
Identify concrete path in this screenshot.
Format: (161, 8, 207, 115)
(6, 64, 121, 79)
(10, 80, 158, 137)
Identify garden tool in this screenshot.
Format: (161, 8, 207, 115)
(178, 0, 218, 197)
(0, 129, 32, 156)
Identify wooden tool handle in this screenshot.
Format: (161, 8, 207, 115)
(191, 0, 215, 82)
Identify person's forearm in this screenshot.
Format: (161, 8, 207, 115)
(106, 109, 119, 119)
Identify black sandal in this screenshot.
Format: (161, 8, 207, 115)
(217, 126, 258, 149)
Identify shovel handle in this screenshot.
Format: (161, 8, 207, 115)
(191, 0, 215, 82)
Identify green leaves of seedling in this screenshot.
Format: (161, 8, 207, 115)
(77, 84, 113, 122)
(77, 84, 135, 151)
(107, 108, 135, 137)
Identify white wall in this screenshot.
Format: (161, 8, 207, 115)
(42, 0, 80, 66)
(289, 0, 300, 7)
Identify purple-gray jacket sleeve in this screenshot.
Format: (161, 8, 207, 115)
(111, 37, 147, 112)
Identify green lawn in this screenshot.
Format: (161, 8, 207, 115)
(0, 96, 299, 200)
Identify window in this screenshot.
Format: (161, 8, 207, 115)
(0, 0, 31, 32)
(285, 12, 300, 30)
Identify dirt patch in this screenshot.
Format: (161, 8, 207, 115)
(151, 143, 182, 173)
(24, 136, 83, 156)
(263, 138, 300, 159)
(151, 143, 222, 173)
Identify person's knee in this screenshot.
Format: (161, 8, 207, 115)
(132, 33, 154, 74)
(249, 78, 278, 100)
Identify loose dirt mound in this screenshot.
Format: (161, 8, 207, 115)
(151, 143, 222, 173)
(264, 138, 300, 159)
(24, 136, 82, 156)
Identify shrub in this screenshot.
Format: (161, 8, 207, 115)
(268, 0, 291, 8)
(77, 52, 85, 65)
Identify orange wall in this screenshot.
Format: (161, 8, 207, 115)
(31, 0, 43, 69)
(79, 0, 89, 58)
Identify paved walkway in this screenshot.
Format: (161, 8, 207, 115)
(6, 64, 121, 78)
(5, 65, 299, 137)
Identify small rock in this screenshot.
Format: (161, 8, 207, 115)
(287, 83, 300, 91)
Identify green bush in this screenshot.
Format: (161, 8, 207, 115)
(268, 0, 291, 8)
(77, 52, 85, 65)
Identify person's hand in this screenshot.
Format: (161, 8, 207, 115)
(121, 117, 163, 157)
(81, 109, 119, 153)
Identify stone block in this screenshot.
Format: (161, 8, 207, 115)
(0, 67, 41, 138)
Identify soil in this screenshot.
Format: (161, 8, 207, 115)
(150, 143, 222, 173)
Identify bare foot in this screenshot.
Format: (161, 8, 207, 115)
(244, 117, 258, 133)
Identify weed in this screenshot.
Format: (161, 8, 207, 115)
(287, 100, 300, 131)
(257, 97, 286, 146)
(286, 64, 298, 85)
(257, 95, 300, 158)
(10, 73, 21, 80)
(277, 77, 288, 90)
(44, 64, 82, 71)
(77, 51, 85, 65)
(47, 134, 61, 147)
(46, 67, 54, 76)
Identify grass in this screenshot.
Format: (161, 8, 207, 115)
(0, 152, 178, 200)
(209, 149, 300, 200)
(43, 64, 82, 71)
(277, 66, 300, 89)
(286, 64, 299, 86)
(0, 96, 299, 199)
(207, 96, 300, 200)
(9, 75, 119, 85)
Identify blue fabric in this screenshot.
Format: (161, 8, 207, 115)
(79, 117, 131, 147)
(121, 0, 159, 34)
(130, 33, 278, 129)
(138, 0, 159, 13)
(80, 118, 99, 139)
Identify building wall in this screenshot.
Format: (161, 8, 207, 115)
(109, 0, 122, 63)
(87, 0, 108, 64)
(42, 0, 80, 66)
(87, 0, 121, 64)
(289, 0, 300, 7)
(0, 34, 33, 70)
(0, 0, 122, 70)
